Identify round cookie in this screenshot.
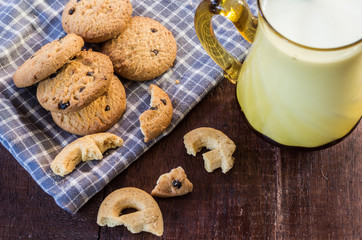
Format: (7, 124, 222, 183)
(51, 75, 127, 135)
(37, 50, 113, 113)
(102, 16, 177, 81)
(13, 33, 84, 88)
(62, 0, 133, 43)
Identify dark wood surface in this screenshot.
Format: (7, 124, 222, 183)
(1, 79, 361, 239)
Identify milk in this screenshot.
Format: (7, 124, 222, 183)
(236, 0, 362, 147)
(261, 0, 362, 49)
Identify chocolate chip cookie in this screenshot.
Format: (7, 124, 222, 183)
(13, 33, 84, 88)
(102, 16, 177, 81)
(51, 75, 127, 135)
(62, 0, 133, 43)
(37, 50, 113, 113)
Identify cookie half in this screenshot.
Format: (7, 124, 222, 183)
(51, 75, 126, 135)
(37, 50, 113, 113)
(62, 0, 133, 43)
(13, 33, 84, 88)
(139, 84, 173, 142)
(51, 133, 123, 177)
(102, 16, 177, 81)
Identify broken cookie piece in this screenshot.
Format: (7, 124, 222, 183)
(151, 166, 193, 198)
(139, 84, 173, 142)
(97, 187, 164, 236)
(183, 127, 236, 173)
(50, 133, 123, 176)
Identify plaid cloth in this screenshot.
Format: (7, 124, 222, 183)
(0, 0, 256, 213)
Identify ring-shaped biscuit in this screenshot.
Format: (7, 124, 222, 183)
(97, 187, 164, 236)
(183, 127, 236, 173)
(50, 133, 123, 176)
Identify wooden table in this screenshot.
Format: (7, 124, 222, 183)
(1, 79, 361, 239)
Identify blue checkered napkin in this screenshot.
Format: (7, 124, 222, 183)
(0, 0, 256, 213)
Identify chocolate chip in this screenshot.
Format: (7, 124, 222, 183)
(58, 101, 70, 110)
(70, 56, 76, 60)
(105, 105, 110, 111)
(172, 180, 182, 189)
(79, 87, 85, 92)
(58, 36, 64, 43)
(160, 99, 167, 105)
(86, 71, 94, 76)
(151, 50, 159, 56)
(151, 28, 157, 33)
(82, 58, 93, 66)
(69, 8, 75, 15)
(150, 106, 158, 110)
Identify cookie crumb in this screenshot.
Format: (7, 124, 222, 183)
(151, 167, 193, 197)
(175, 80, 180, 84)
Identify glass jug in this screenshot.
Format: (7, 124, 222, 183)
(194, 0, 362, 148)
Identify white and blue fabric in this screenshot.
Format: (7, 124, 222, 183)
(0, 0, 255, 213)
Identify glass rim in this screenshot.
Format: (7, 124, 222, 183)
(257, 0, 362, 51)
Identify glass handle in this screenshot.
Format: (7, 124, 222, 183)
(194, 0, 258, 83)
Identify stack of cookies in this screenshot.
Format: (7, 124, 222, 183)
(13, 0, 177, 140)
(61, 0, 177, 82)
(13, 34, 127, 136)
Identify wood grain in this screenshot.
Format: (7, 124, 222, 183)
(0, 79, 361, 239)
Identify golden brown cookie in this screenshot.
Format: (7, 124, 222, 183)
(51, 133, 123, 177)
(151, 167, 193, 198)
(62, 0, 133, 43)
(37, 50, 113, 113)
(102, 16, 177, 81)
(97, 187, 164, 236)
(139, 84, 173, 142)
(13, 33, 84, 88)
(51, 75, 126, 135)
(183, 127, 236, 173)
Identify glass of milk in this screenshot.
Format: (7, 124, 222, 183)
(194, 0, 362, 148)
